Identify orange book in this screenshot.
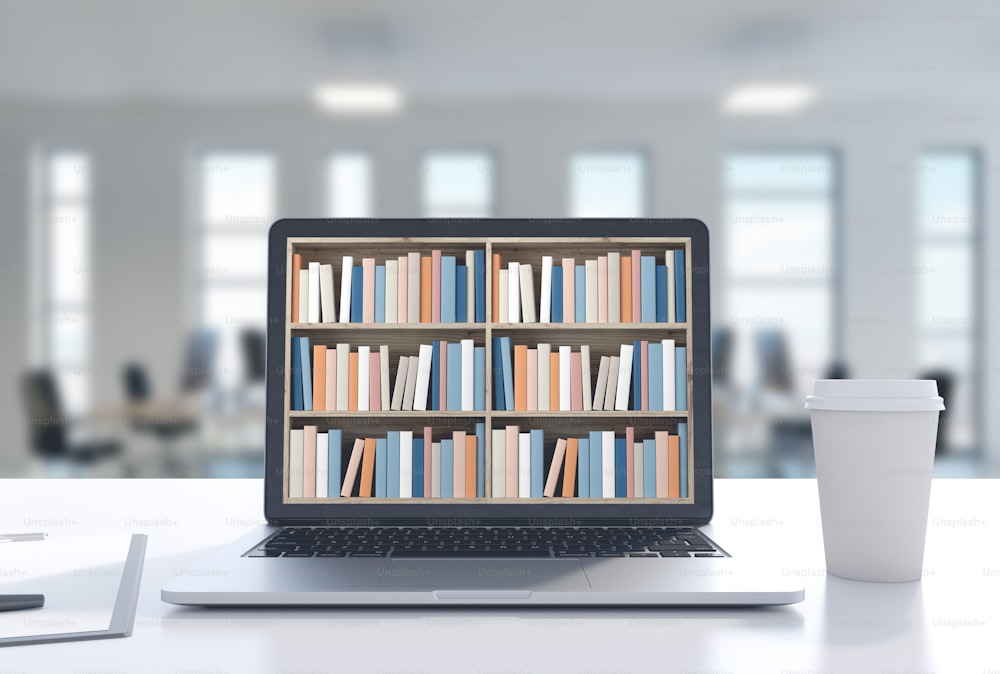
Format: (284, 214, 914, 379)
(291, 253, 303, 323)
(420, 256, 433, 322)
(655, 431, 669, 497)
(359, 437, 376, 497)
(631, 250, 642, 324)
(667, 434, 680, 498)
(620, 255, 632, 323)
(303, 425, 317, 498)
(312, 345, 327, 411)
(431, 249, 442, 323)
(514, 344, 528, 411)
(348, 352, 359, 411)
(466, 436, 477, 498)
(491, 253, 502, 322)
(369, 351, 381, 411)
(505, 425, 519, 498)
(562, 438, 578, 497)
(453, 430, 466, 498)
(549, 352, 560, 411)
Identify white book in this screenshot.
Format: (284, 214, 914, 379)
(385, 260, 398, 323)
(399, 431, 413, 498)
(308, 263, 321, 324)
(593, 356, 611, 412)
(461, 339, 475, 412)
(604, 356, 620, 411)
(379, 345, 390, 411)
(634, 442, 644, 498)
(614, 344, 634, 411)
(562, 258, 576, 323)
(466, 250, 476, 323)
(407, 251, 421, 323)
(540, 255, 553, 323)
(662, 339, 676, 411)
(336, 343, 350, 411)
(581, 344, 593, 412)
(602, 430, 616, 498)
(665, 254, 676, 323)
(316, 432, 329, 498)
(508, 262, 521, 323)
(319, 263, 336, 323)
(390, 356, 409, 411)
(519, 263, 536, 323)
(492, 429, 506, 497)
(559, 345, 572, 411)
(289, 429, 304, 498)
(338, 255, 353, 323)
(298, 270, 310, 325)
(357, 345, 370, 412)
(412, 344, 434, 411)
(519, 432, 531, 498)
(402, 355, 419, 411)
(537, 343, 551, 411)
(431, 443, 441, 498)
(498, 270, 509, 322)
(585, 259, 598, 323)
(608, 252, 621, 323)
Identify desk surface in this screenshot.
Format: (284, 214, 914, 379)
(1, 478, 994, 672)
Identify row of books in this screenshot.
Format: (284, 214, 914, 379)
(287, 423, 689, 499)
(290, 250, 488, 324)
(492, 338, 688, 412)
(491, 250, 687, 324)
(290, 337, 487, 412)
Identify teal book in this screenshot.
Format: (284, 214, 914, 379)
(500, 336, 515, 412)
(655, 265, 667, 322)
(475, 422, 486, 497)
(441, 255, 457, 323)
(530, 429, 544, 498)
(492, 337, 505, 410)
(299, 337, 312, 411)
(474, 346, 486, 411)
(350, 266, 363, 323)
(291, 336, 304, 410)
(574, 266, 586, 323)
(640, 256, 656, 322)
(327, 429, 342, 498)
(643, 439, 657, 497)
(387, 431, 400, 498)
(615, 437, 627, 498)
(551, 266, 564, 323)
(430, 340, 440, 411)
(577, 438, 590, 498)
(475, 249, 486, 323)
(456, 264, 468, 323)
(674, 249, 686, 322)
(375, 265, 386, 323)
(589, 430, 602, 497)
(375, 437, 387, 498)
(412, 438, 425, 498)
(648, 341, 664, 411)
(441, 439, 454, 498)
(678, 421, 689, 498)
(675, 346, 687, 411)
(447, 342, 462, 411)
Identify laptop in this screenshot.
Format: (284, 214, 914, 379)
(162, 218, 804, 606)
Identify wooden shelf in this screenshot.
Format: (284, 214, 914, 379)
(290, 411, 486, 419)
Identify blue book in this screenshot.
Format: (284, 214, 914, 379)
(350, 266, 363, 323)
(530, 429, 544, 498)
(375, 438, 387, 498)
(447, 342, 462, 411)
(412, 438, 425, 498)
(577, 438, 590, 498)
(430, 340, 441, 411)
(551, 266, 564, 323)
(574, 266, 586, 324)
(643, 439, 657, 496)
(492, 337, 505, 410)
(375, 265, 386, 323)
(475, 422, 486, 497)
(474, 347, 486, 411)
(299, 337, 312, 411)
(675, 346, 687, 411)
(441, 255, 457, 323)
(655, 265, 667, 322)
(678, 422, 689, 498)
(327, 430, 342, 498)
(456, 264, 468, 323)
(387, 431, 400, 498)
(500, 336, 515, 412)
(640, 256, 656, 323)
(474, 249, 486, 323)
(589, 431, 602, 498)
(633, 340, 642, 411)
(291, 337, 304, 410)
(441, 439, 454, 498)
(615, 438, 627, 498)
(675, 249, 686, 322)
(648, 342, 664, 411)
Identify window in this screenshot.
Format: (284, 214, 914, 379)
(722, 152, 837, 397)
(916, 151, 979, 452)
(569, 151, 648, 217)
(326, 152, 373, 217)
(197, 152, 276, 392)
(421, 151, 494, 217)
(34, 150, 92, 414)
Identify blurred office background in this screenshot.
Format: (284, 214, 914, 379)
(1, 1, 997, 478)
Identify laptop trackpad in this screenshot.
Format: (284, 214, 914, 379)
(377, 560, 591, 591)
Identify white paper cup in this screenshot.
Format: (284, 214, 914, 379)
(806, 380, 944, 582)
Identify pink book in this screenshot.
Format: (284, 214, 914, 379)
(562, 258, 575, 323)
(397, 255, 408, 323)
(369, 351, 381, 411)
(569, 352, 583, 411)
(655, 431, 670, 497)
(631, 250, 642, 324)
(527, 348, 538, 411)
(597, 255, 608, 323)
(543, 438, 567, 497)
(423, 426, 433, 498)
(640, 340, 649, 411)
(341, 438, 365, 497)
(431, 249, 442, 323)
(362, 257, 376, 323)
(506, 425, 519, 498)
(453, 431, 466, 498)
(439, 340, 448, 411)
(625, 426, 635, 498)
(303, 425, 317, 498)
(325, 350, 337, 411)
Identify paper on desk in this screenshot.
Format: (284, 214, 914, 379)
(0, 534, 132, 639)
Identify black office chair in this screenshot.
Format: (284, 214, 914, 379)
(917, 369, 953, 456)
(239, 329, 267, 385)
(121, 362, 197, 475)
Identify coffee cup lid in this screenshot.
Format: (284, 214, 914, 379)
(805, 379, 945, 412)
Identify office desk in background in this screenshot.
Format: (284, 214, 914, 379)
(0, 479, 994, 672)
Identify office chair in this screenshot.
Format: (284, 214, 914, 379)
(917, 369, 953, 456)
(121, 362, 197, 475)
(239, 329, 266, 385)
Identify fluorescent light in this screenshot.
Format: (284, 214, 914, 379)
(313, 83, 403, 115)
(722, 83, 817, 115)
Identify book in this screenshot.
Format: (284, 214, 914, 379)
(408, 251, 421, 323)
(630, 250, 641, 324)
(439, 341, 448, 411)
(608, 252, 621, 323)
(403, 355, 419, 411)
(527, 348, 538, 411)
(632, 340, 642, 411)
(412, 344, 433, 411)
(508, 262, 520, 323)
(643, 438, 656, 497)
(614, 344, 634, 412)
(585, 259, 598, 323)
(537, 343, 551, 411)
(559, 346, 571, 411)
(325, 345, 337, 411)
(456, 263, 467, 323)
(518, 432, 531, 498)
(655, 431, 669, 497)
(347, 351, 359, 411)
(668, 434, 680, 498)
(391, 355, 408, 411)
(308, 262, 320, 323)
(339, 255, 353, 323)
(603, 356, 620, 412)
(291, 253, 302, 323)
(336, 343, 350, 411)
(500, 336, 515, 412)
(570, 351, 583, 411)
(419, 256, 432, 322)
(298, 270, 309, 324)
(675, 346, 687, 411)
(431, 250, 442, 323)
(549, 350, 560, 412)
(662, 339, 676, 410)
(441, 255, 456, 323)
(519, 263, 536, 323)
(620, 253, 632, 323)
(397, 256, 407, 323)
(576, 437, 589, 498)
(327, 430, 342, 498)
(374, 264, 386, 323)
(341, 438, 364, 497)
(602, 430, 615, 498)
(309, 430, 324, 498)
(465, 434, 477, 498)
(399, 431, 413, 498)
(350, 265, 363, 323)
(634, 440, 643, 498)
(412, 435, 424, 498)
(640, 256, 656, 323)
(640, 340, 649, 411)
(373, 349, 385, 411)
(575, 264, 586, 325)
(674, 249, 686, 322)
(505, 425, 519, 498)
(492, 337, 505, 410)
(475, 422, 486, 497)
(498, 269, 509, 323)
(474, 346, 486, 411)
(544, 438, 567, 497)
(664, 255, 675, 323)
(551, 265, 563, 323)
(625, 426, 635, 498)
(491, 429, 506, 497)
(312, 345, 327, 411)
(615, 436, 627, 498)
(291, 337, 304, 411)
(514, 344, 528, 411)
(593, 355, 611, 412)
(362, 258, 376, 323)
(557, 438, 573, 497)
(461, 339, 475, 412)
(648, 341, 664, 411)
(491, 252, 502, 322)
(589, 430, 603, 498)
(452, 432, 465, 498)
(466, 250, 475, 322)
(299, 337, 313, 411)
(386, 261, 398, 323)
(430, 340, 441, 411)
(358, 345, 370, 412)
(540, 255, 553, 323)
(562, 258, 575, 323)
(655, 265, 667, 323)
(388, 433, 401, 498)
(360, 437, 376, 497)
(475, 249, 486, 323)
(320, 263, 336, 323)
(678, 422, 689, 498)
(374, 437, 387, 498)
(447, 342, 462, 411)
(289, 428, 304, 498)
(580, 344, 592, 412)
(432, 441, 442, 498)
(597, 255, 608, 323)
(530, 429, 544, 498)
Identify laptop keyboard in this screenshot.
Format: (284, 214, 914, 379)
(247, 526, 724, 559)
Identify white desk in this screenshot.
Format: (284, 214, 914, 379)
(1, 478, 994, 672)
